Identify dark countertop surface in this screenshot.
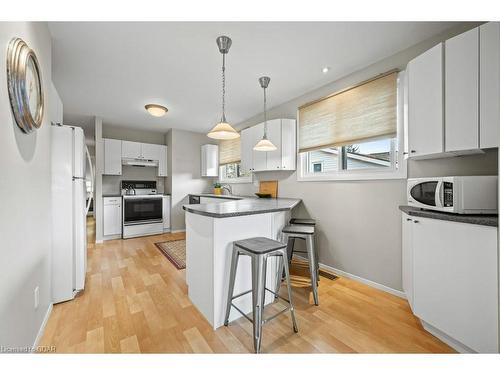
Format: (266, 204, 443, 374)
(103, 194, 122, 198)
(184, 197, 301, 218)
(399, 205, 498, 227)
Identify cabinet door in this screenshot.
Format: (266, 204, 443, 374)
(413, 217, 498, 352)
(252, 123, 267, 171)
(401, 213, 414, 310)
(445, 27, 479, 152)
(121, 141, 142, 159)
(480, 22, 500, 148)
(201, 144, 218, 177)
(408, 43, 444, 157)
(162, 196, 170, 230)
(158, 145, 167, 177)
(103, 138, 122, 175)
(103, 201, 122, 236)
(281, 119, 296, 170)
(265, 119, 282, 170)
(240, 127, 253, 174)
(141, 143, 161, 160)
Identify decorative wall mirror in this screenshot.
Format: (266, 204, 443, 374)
(6, 37, 44, 133)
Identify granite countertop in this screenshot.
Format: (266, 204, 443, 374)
(188, 193, 251, 200)
(103, 194, 122, 198)
(183, 197, 301, 218)
(399, 205, 498, 227)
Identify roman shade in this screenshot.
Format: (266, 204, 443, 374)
(219, 137, 241, 165)
(298, 71, 398, 153)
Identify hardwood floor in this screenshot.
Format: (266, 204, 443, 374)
(39, 217, 454, 353)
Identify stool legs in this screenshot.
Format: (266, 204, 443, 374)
(275, 252, 284, 301)
(306, 235, 319, 306)
(224, 246, 240, 326)
(251, 254, 267, 354)
(282, 252, 298, 333)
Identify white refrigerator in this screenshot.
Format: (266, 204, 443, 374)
(52, 125, 93, 303)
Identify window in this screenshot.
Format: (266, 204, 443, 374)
(218, 137, 252, 183)
(298, 70, 407, 181)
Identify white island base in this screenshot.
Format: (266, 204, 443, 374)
(185, 210, 290, 329)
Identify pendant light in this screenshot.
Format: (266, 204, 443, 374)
(253, 76, 277, 151)
(207, 36, 240, 140)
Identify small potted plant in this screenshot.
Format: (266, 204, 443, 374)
(213, 182, 222, 195)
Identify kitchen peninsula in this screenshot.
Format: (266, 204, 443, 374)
(183, 196, 301, 329)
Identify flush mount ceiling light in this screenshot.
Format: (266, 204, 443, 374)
(145, 104, 168, 117)
(207, 36, 240, 140)
(322, 66, 330, 74)
(254, 76, 277, 152)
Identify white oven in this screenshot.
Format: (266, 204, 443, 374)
(122, 195, 164, 238)
(407, 176, 498, 214)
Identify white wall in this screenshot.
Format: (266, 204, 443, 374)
(0, 22, 54, 348)
(168, 129, 217, 231)
(229, 23, 498, 292)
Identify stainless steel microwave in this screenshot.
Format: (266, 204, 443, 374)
(407, 176, 498, 214)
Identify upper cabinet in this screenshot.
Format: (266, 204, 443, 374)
(104, 138, 122, 175)
(407, 43, 444, 158)
(445, 28, 479, 152)
(201, 144, 218, 177)
(407, 23, 500, 160)
(240, 119, 297, 172)
(480, 22, 500, 148)
(104, 139, 167, 176)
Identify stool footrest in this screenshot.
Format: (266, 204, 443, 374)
(230, 289, 252, 301)
(230, 303, 254, 324)
(262, 307, 291, 325)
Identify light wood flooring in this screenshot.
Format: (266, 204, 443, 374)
(39, 217, 454, 353)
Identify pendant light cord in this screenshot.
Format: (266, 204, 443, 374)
(221, 53, 226, 123)
(263, 85, 267, 139)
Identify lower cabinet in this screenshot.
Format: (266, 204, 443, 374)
(103, 197, 122, 236)
(403, 215, 498, 352)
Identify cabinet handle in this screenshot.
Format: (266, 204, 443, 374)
(406, 218, 412, 221)
(410, 150, 416, 153)
(403, 152, 408, 155)
(413, 220, 419, 223)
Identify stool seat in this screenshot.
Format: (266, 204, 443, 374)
(282, 225, 315, 235)
(234, 237, 286, 254)
(290, 218, 316, 226)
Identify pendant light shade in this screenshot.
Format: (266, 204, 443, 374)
(254, 76, 277, 151)
(207, 36, 240, 140)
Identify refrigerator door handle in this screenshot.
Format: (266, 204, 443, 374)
(84, 144, 94, 216)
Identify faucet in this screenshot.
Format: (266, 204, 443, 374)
(221, 184, 233, 196)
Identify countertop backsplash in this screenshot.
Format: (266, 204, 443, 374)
(102, 165, 166, 195)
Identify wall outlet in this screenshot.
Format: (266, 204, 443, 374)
(34, 286, 39, 310)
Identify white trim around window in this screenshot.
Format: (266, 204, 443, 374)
(297, 70, 408, 182)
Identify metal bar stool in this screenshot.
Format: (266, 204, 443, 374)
(281, 224, 319, 305)
(287, 218, 318, 275)
(224, 237, 298, 354)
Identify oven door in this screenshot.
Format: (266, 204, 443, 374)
(407, 179, 443, 211)
(123, 197, 163, 225)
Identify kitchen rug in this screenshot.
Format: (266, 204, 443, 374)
(155, 239, 186, 270)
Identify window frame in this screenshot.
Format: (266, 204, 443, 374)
(218, 162, 253, 184)
(297, 70, 407, 182)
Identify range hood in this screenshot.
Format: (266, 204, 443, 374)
(122, 158, 158, 167)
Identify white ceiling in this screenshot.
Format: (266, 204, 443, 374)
(49, 22, 460, 135)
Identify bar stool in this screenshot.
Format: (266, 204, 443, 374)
(287, 218, 317, 269)
(224, 237, 298, 354)
(282, 224, 319, 305)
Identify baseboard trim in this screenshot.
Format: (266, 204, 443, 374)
(171, 229, 186, 233)
(33, 303, 53, 350)
(294, 255, 406, 299)
(421, 321, 474, 353)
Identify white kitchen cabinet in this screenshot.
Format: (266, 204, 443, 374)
(240, 119, 297, 172)
(201, 144, 218, 177)
(410, 216, 498, 353)
(162, 195, 171, 231)
(103, 138, 122, 175)
(281, 119, 296, 170)
(240, 127, 253, 174)
(141, 143, 160, 160)
(266, 119, 282, 170)
(445, 27, 479, 152)
(121, 140, 142, 159)
(407, 43, 444, 158)
(103, 197, 122, 236)
(251, 123, 268, 172)
(401, 213, 414, 310)
(480, 22, 500, 148)
(157, 145, 168, 177)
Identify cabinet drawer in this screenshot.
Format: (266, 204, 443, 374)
(104, 197, 121, 205)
